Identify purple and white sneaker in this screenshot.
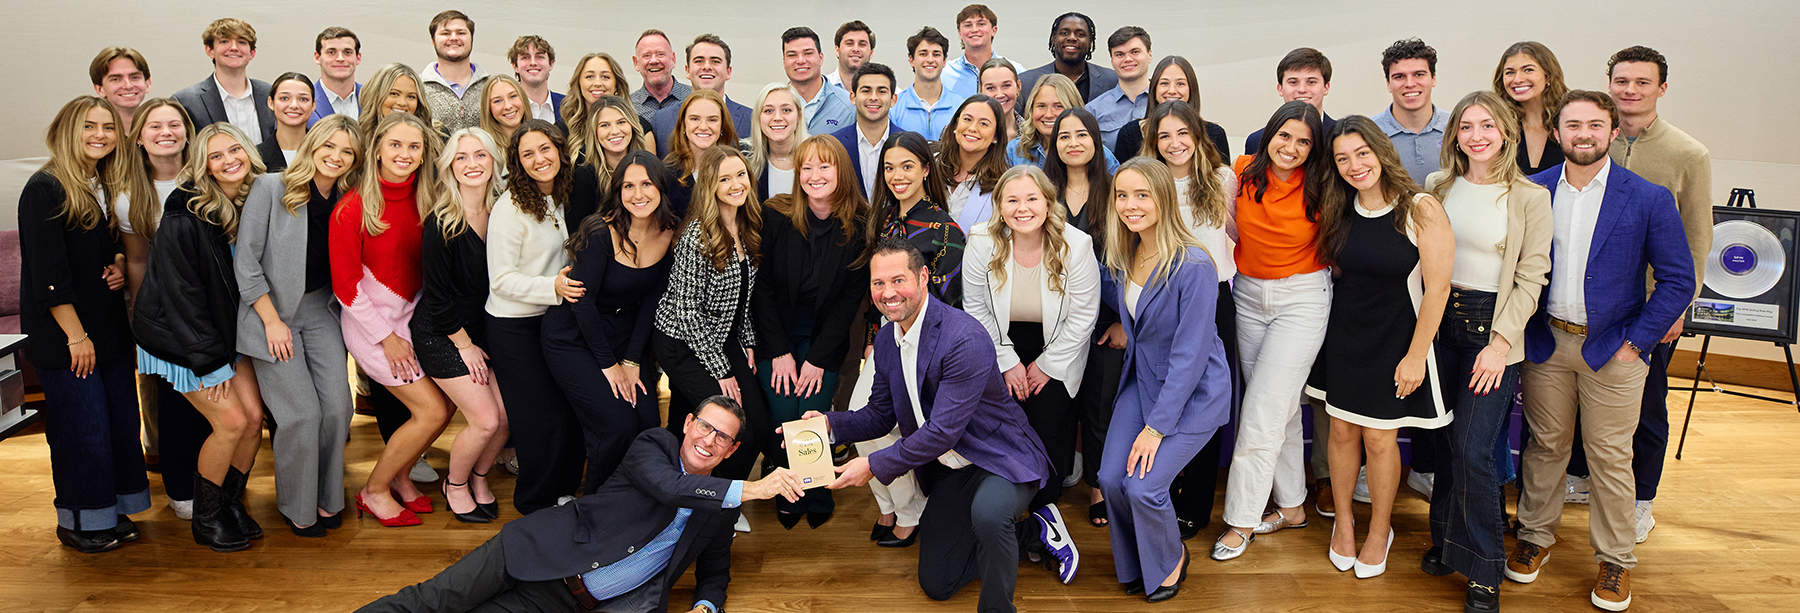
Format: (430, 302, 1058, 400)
(1034, 504, 1079, 584)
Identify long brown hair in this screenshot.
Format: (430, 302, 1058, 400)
(686, 146, 763, 270)
(1144, 100, 1228, 229)
(504, 119, 573, 224)
(358, 64, 433, 143)
(1317, 116, 1428, 266)
(562, 53, 634, 157)
(1239, 100, 1329, 224)
(581, 95, 649, 188)
(566, 150, 680, 262)
(112, 97, 192, 239)
(1042, 108, 1110, 236)
(1432, 91, 1524, 197)
(772, 135, 865, 245)
(986, 166, 1070, 293)
(1492, 42, 1568, 130)
(935, 95, 1009, 196)
(1018, 74, 1083, 164)
(663, 90, 737, 184)
(43, 96, 123, 231)
(862, 132, 949, 252)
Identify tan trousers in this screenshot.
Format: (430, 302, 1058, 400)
(1518, 327, 1644, 569)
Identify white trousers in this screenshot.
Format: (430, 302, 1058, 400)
(1223, 269, 1332, 528)
(848, 354, 926, 527)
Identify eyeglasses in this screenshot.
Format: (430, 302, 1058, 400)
(692, 416, 738, 447)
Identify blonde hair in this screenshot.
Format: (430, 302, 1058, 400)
(359, 64, 433, 143)
(202, 18, 257, 49)
(43, 96, 123, 231)
(111, 97, 191, 239)
(986, 166, 1070, 293)
(1433, 90, 1524, 197)
(1018, 74, 1083, 164)
(433, 127, 505, 240)
(562, 53, 635, 156)
(477, 75, 532, 151)
(280, 115, 360, 216)
(350, 112, 444, 236)
(686, 146, 763, 270)
(1103, 158, 1201, 288)
(744, 82, 810, 170)
(581, 96, 649, 190)
(179, 123, 266, 241)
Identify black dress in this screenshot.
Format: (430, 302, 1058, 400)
(410, 213, 489, 379)
(543, 226, 673, 493)
(1308, 199, 1447, 429)
(1516, 121, 1565, 176)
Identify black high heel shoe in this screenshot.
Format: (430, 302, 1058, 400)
(871, 521, 894, 541)
(444, 479, 490, 524)
(471, 470, 499, 520)
(806, 511, 833, 529)
(317, 510, 343, 530)
(1147, 545, 1190, 603)
(877, 525, 917, 548)
(777, 512, 804, 530)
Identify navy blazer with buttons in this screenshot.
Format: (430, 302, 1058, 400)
(1525, 163, 1694, 371)
(828, 121, 909, 199)
(500, 427, 735, 611)
(172, 75, 277, 144)
(827, 294, 1051, 488)
(307, 80, 360, 128)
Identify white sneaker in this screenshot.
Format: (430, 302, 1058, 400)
(169, 498, 193, 521)
(410, 455, 440, 483)
(1352, 467, 1371, 503)
(1408, 471, 1435, 499)
(1062, 452, 1083, 488)
(556, 495, 576, 507)
(735, 514, 752, 533)
(1634, 500, 1655, 543)
(1564, 474, 1591, 504)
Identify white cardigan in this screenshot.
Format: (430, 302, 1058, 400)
(962, 221, 1101, 396)
(484, 191, 570, 318)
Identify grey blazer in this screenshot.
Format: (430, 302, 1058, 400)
(235, 173, 337, 359)
(172, 75, 278, 144)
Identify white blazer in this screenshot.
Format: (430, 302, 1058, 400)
(962, 221, 1102, 396)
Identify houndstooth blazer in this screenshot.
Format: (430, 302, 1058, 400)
(654, 219, 758, 379)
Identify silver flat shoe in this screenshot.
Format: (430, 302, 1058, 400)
(1210, 528, 1255, 561)
(1253, 511, 1309, 534)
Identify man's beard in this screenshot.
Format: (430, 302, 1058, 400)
(1561, 138, 1610, 166)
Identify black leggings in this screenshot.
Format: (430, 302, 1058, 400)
(1009, 322, 1077, 511)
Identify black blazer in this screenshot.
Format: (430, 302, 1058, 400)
(567, 163, 604, 231)
(133, 186, 241, 375)
(16, 170, 131, 369)
(172, 75, 278, 144)
(501, 428, 737, 610)
(752, 204, 867, 370)
(256, 138, 288, 173)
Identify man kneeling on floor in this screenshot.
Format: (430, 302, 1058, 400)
(358, 396, 803, 613)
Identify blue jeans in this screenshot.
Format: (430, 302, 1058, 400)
(1427, 288, 1518, 587)
(37, 355, 150, 530)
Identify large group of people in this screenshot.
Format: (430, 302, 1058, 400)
(22, 6, 1714, 613)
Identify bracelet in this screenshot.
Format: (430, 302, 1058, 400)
(454, 342, 472, 350)
(1143, 426, 1165, 439)
(619, 360, 640, 368)
(66, 333, 90, 346)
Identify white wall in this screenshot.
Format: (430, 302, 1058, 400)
(6, 0, 1798, 358)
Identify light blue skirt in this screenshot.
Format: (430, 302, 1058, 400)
(137, 346, 235, 394)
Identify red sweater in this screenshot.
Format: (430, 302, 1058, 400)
(329, 175, 425, 308)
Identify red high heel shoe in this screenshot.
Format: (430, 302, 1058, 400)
(396, 492, 434, 514)
(355, 493, 422, 527)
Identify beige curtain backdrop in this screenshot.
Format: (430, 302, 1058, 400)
(5, 0, 1796, 357)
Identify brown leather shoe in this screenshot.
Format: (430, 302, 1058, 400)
(1503, 541, 1550, 584)
(1315, 484, 1336, 517)
(1591, 562, 1631, 611)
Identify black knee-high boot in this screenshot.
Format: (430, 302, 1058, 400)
(193, 474, 249, 552)
(223, 467, 263, 540)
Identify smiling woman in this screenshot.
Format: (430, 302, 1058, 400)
(261, 72, 316, 172)
(479, 75, 532, 152)
(746, 82, 810, 200)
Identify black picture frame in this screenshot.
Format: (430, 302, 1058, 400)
(1686, 206, 1800, 344)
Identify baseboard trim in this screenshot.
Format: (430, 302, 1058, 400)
(1670, 349, 1798, 396)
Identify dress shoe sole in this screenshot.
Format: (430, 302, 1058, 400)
(1591, 591, 1630, 612)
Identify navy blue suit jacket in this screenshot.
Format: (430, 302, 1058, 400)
(828, 295, 1051, 488)
(829, 122, 908, 199)
(1115, 246, 1232, 436)
(307, 80, 360, 128)
(501, 428, 734, 610)
(650, 96, 752, 157)
(1525, 163, 1694, 371)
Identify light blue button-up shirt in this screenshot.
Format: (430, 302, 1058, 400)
(800, 82, 856, 136)
(1372, 105, 1451, 185)
(893, 86, 969, 141)
(1085, 85, 1150, 152)
(580, 461, 742, 613)
(941, 54, 1023, 100)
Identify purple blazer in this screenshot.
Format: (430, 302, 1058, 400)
(1115, 245, 1232, 436)
(828, 294, 1050, 488)
(1526, 164, 1694, 371)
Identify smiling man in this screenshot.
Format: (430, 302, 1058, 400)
(783, 26, 855, 135)
(1013, 12, 1117, 116)
(509, 35, 562, 128)
(1085, 26, 1153, 151)
(650, 34, 753, 156)
(813, 238, 1052, 613)
(420, 10, 491, 134)
(831, 63, 908, 197)
(1369, 38, 1450, 184)
(892, 27, 967, 139)
(359, 397, 804, 613)
(941, 5, 1025, 100)
(826, 21, 875, 92)
(631, 29, 690, 120)
(1243, 48, 1337, 156)
(309, 28, 362, 127)
(172, 18, 276, 145)
(89, 47, 151, 132)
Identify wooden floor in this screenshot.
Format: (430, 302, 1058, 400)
(1, 379, 1797, 612)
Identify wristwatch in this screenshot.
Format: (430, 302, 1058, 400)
(1625, 340, 1642, 354)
